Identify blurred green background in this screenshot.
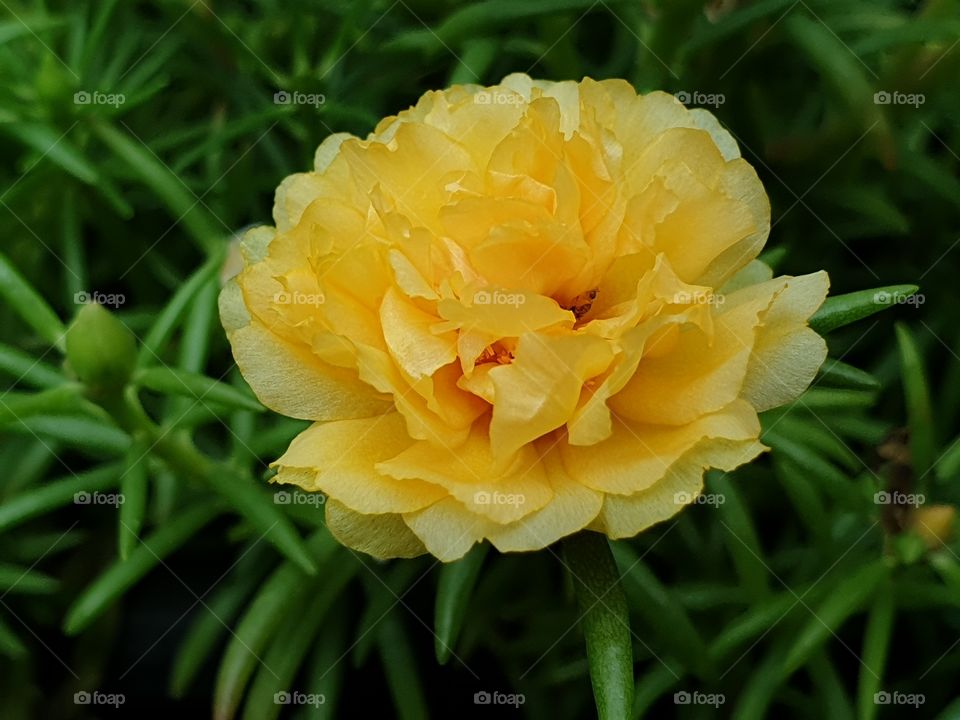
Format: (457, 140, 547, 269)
(1, 0, 959, 718)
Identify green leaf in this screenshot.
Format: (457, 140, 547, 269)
(708, 472, 770, 599)
(0, 463, 122, 532)
(118, 441, 149, 560)
(612, 543, 714, 681)
(0, 384, 87, 424)
(562, 532, 634, 720)
(780, 561, 889, 678)
(434, 542, 488, 664)
(0, 342, 64, 389)
(63, 500, 221, 635)
(817, 359, 881, 390)
(856, 580, 894, 720)
(170, 544, 273, 697)
(0, 616, 27, 659)
(135, 367, 263, 413)
(200, 465, 315, 575)
(91, 121, 223, 253)
(6, 416, 130, 456)
(241, 552, 357, 720)
(214, 531, 337, 720)
(378, 613, 429, 720)
(0, 250, 66, 350)
(138, 248, 224, 365)
(896, 323, 936, 480)
(0, 563, 59, 594)
(809, 285, 919, 334)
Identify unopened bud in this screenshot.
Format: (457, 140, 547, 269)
(65, 303, 136, 391)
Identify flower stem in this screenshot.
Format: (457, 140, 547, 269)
(562, 531, 634, 720)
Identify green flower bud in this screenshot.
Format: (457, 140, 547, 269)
(65, 303, 137, 391)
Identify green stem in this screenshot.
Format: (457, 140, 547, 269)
(562, 532, 634, 720)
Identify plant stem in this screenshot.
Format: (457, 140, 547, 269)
(562, 531, 634, 720)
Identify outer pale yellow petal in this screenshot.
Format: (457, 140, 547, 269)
(273, 413, 447, 514)
(562, 400, 760, 495)
(403, 497, 495, 562)
(590, 435, 767, 538)
(325, 500, 427, 560)
(219, 280, 391, 421)
(377, 421, 553, 524)
(740, 271, 830, 410)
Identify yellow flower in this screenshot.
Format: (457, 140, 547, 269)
(220, 74, 829, 561)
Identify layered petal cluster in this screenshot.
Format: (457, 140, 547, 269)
(220, 74, 829, 561)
